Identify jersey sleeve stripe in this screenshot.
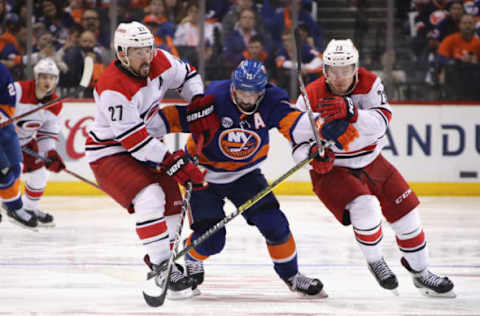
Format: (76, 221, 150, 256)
(120, 126, 151, 151)
(128, 136, 153, 153)
(115, 122, 144, 140)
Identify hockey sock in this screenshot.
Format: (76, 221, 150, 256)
(391, 209, 428, 271)
(348, 195, 383, 263)
(23, 168, 48, 210)
(267, 233, 298, 280)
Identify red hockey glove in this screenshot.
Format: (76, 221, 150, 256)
(312, 96, 358, 123)
(160, 150, 205, 188)
(186, 94, 220, 146)
(319, 119, 359, 151)
(45, 150, 65, 173)
(309, 144, 335, 174)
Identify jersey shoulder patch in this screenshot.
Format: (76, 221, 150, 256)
(352, 67, 378, 95)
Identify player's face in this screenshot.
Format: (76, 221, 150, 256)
(325, 65, 356, 95)
(127, 46, 153, 78)
(233, 87, 263, 113)
(36, 73, 57, 94)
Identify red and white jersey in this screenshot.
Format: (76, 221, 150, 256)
(294, 67, 392, 169)
(85, 49, 204, 164)
(13, 80, 62, 154)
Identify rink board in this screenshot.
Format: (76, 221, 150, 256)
(34, 100, 480, 196)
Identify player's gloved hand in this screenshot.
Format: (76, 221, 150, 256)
(309, 143, 335, 174)
(312, 96, 358, 123)
(186, 94, 220, 146)
(45, 150, 65, 173)
(319, 119, 359, 151)
(160, 150, 205, 188)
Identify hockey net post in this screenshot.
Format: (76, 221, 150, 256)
(0, 56, 94, 129)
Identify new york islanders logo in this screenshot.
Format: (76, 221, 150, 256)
(219, 128, 261, 160)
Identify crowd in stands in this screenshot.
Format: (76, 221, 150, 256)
(407, 0, 480, 100)
(0, 0, 325, 97)
(1, 0, 479, 100)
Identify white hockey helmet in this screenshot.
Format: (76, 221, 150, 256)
(113, 21, 154, 63)
(33, 57, 59, 84)
(322, 38, 359, 70)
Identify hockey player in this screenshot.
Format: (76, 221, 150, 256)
(293, 39, 455, 297)
(0, 63, 38, 230)
(13, 58, 66, 227)
(182, 59, 338, 298)
(85, 21, 210, 300)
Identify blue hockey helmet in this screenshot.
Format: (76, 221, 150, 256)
(232, 59, 268, 93)
(231, 60, 267, 114)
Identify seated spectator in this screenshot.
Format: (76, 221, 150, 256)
(0, 12, 19, 51)
(0, 22, 27, 80)
(59, 29, 104, 97)
(436, 1, 464, 42)
(223, 8, 271, 71)
(437, 13, 480, 99)
(272, 28, 322, 90)
(144, 0, 175, 38)
(65, 0, 86, 25)
(81, 8, 109, 52)
(37, 0, 76, 45)
(143, 14, 178, 57)
(241, 35, 275, 79)
(267, 0, 324, 51)
(222, 0, 265, 40)
(173, 2, 218, 67)
(164, 0, 188, 25)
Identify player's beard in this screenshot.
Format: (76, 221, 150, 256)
(137, 62, 150, 78)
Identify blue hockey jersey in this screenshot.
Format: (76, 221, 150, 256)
(185, 80, 305, 184)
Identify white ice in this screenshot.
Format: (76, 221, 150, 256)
(0, 195, 479, 315)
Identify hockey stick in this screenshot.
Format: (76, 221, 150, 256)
(293, 28, 331, 157)
(0, 56, 94, 129)
(174, 151, 315, 261)
(142, 136, 204, 307)
(21, 146, 102, 191)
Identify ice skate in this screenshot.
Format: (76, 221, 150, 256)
(284, 272, 327, 298)
(368, 257, 399, 295)
(185, 256, 204, 296)
(144, 256, 195, 300)
(401, 257, 455, 298)
(5, 207, 38, 231)
(25, 209, 55, 227)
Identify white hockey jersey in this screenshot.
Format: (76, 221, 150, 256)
(293, 67, 392, 169)
(13, 80, 62, 155)
(85, 49, 204, 164)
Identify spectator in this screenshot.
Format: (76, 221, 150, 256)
(241, 35, 275, 80)
(37, 0, 75, 45)
(267, 0, 324, 51)
(143, 14, 178, 57)
(59, 30, 104, 97)
(144, 0, 175, 38)
(206, 0, 231, 24)
(81, 9, 109, 50)
(272, 28, 322, 90)
(0, 23, 27, 80)
(223, 8, 271, 70)
(222, 0, 265, 39)
(436, 1, 465, 41)
(437, 13, 480, 99)
(173, 2, 218, 67)
(164, 0, 188, 25)
(65, 0, 86, 25)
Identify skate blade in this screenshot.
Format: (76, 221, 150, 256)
(192, 287, 201, 297)
(166, 287, 195, 300)
(7, 217, 39, 232)
(390, 288, 400, 296)
(295, 288, 328, 299)
(37, 222, 56, 228)
(419, 288, 456, 298)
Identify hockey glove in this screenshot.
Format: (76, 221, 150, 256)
(313, 96, 358, 123)
(45, 150, 65, 173)
(186, 94, 220, 146)
(320, 119, 359, 151)
(160, 150, 205, 188)
(309, 144, 335, 174)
